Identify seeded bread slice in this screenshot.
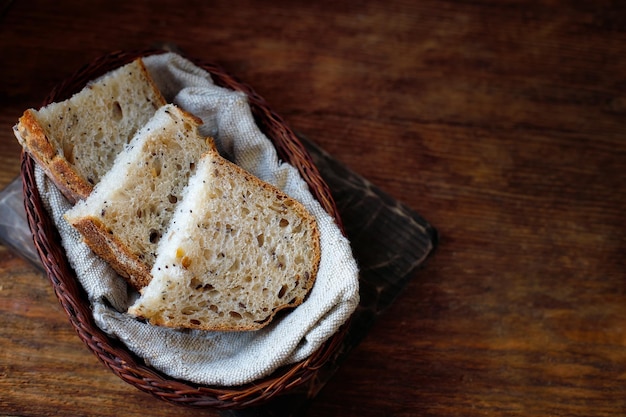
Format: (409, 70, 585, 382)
(13, 58, 166, 203)
(64, 104, 212, 290)
(128, 148, 321, 331)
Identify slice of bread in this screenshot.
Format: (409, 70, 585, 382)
(64, 104, 212, 290)
(13, 58, 166, 203)
(128, 147, 321, 331)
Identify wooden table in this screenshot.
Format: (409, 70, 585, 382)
(1, 1, 625, 416)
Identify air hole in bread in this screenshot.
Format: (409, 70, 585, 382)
(168, 194, 178, 204)
(278, 285, 288, 298)
(241, 207, 250, 216)
(111, 101, 123, 122)
(279, 218, 289, 227)
(189, 162, 196, 171)
(151, 158, 162, 177)
(209, 304, 219, 313)
(269, 203, 285, 213)
(190, 277, 214, 290)
(181, 307, 198, 315)
(229, 259, 240, 272)
(190, 319, 201, 325)
(229, 311, 242, 319)
(149, 229, 160, 244)
(256, 233, 264, 247)
(292, 222, 303, 233)
(63, 143, 75, 164)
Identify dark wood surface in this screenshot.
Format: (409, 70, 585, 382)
(1, 1, 625, 416)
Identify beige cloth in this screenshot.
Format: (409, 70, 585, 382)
(35, 52, 359, 386)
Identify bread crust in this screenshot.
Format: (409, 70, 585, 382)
(70, 216, 152, 290)
(15, 110, 93, 204)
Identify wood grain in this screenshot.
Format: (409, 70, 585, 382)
(1, 0, 625, 416)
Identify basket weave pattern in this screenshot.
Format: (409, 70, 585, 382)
(21, 50, 347, 409)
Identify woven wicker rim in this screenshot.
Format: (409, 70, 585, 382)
(21, 49, 348, 409)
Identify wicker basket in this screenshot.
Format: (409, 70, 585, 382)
(21, 50, 348, 409)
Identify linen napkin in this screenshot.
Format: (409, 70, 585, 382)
(34, 52, 359, 386)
